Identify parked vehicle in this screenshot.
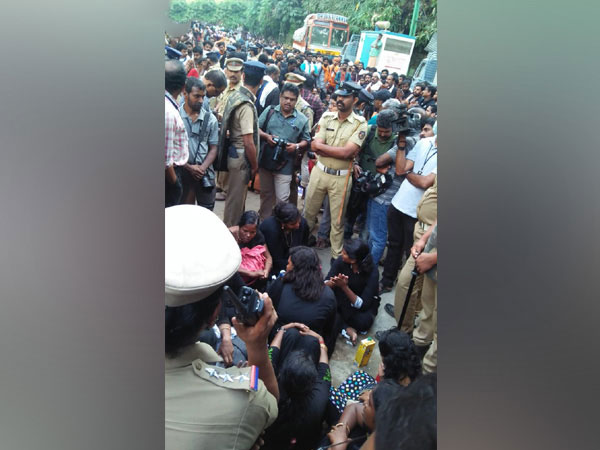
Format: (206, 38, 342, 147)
(292, 13, 350, 56)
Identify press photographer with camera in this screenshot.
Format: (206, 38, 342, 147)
(165, 205, 279, 450)
(257, 83, 311, 220)
(345, 109, 397, 240)
(180, 77, 219, 210)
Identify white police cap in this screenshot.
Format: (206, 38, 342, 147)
(165, 205, 241, 307)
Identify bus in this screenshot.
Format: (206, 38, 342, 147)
(292, 13, 350, 56)
(355, 30, 416, 75)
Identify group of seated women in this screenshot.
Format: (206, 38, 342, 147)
(212, 202, 435, 449)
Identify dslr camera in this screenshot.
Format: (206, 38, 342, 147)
(354, 170, 393, 197)
(223, 285, 264, 326)
(271, 137, 289, 163)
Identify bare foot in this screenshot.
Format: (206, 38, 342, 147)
(345, 327, 358, 345)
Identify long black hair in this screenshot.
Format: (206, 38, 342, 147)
(283, 246, 323, 302)
(343, 238, 374, 275)
(378, 328, 422, 382)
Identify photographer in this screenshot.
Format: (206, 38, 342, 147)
(180, 77, 219, 210)
(257, 83, 310, 220)
(165, 205, 279, 450)
(344, 109, 397, 240)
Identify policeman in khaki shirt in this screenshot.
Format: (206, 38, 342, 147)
(303, 81, 368, 260)
(165, 205, 279, 450)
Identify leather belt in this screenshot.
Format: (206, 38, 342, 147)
(316, 160, 349, 176)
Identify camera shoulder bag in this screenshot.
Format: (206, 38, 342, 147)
(258, 106, 281, 171)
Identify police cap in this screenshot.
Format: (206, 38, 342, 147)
(243, 60, 267, 77)
(165, 205, 241, 307)
(225, 57, 244, 71)
(284, 72, 306, 86)
(358, 88, 374, 105)
(335, 81, 363, 97)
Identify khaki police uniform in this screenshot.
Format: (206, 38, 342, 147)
(166, 343, 278, 450)
(412, 223, 437, 373)
(303, 110, 368, 259)
(394, 173, 437, 332)
(222, 89, 256, 227)
(165, 205, 278, 449)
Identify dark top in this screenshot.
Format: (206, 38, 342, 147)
(268, 278, 336, 342)
(418, 97, 436, 110)
(263, 346, 331, 450)
(239, 229, 266, 249)
(259, 216, 310, 274)
(326, 257, 380, 312)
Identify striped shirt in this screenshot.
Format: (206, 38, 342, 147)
(165, 91, 189, 167)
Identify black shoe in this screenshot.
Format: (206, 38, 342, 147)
(379, 283, 393, 294)
(384, 303, 395, 318)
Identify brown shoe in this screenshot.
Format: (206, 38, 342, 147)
(215, 192, 227, 201)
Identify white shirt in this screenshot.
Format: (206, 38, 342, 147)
(391, 136, 437, 218)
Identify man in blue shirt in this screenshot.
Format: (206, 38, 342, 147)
(257, 83, 311, 220)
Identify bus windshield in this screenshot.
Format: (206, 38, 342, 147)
(311, 26, 330, 47)
(330, 27, 347, 48)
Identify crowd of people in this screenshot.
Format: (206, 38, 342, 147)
(165, 21, 437, 450)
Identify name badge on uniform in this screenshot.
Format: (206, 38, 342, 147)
(326, 128, 335, 131)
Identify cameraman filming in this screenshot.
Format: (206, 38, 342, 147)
(345, 109, 397, 239)
(257, 83, 311, 220)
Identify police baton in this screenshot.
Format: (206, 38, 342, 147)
(397, 257, 420, 329)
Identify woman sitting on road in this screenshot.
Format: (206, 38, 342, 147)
(326, 238, 380, 345)
(268, 246, 337, 352)
(262, 323, 331, 450)
(260, 202, 310, 275)
(229, 210, 272, 291)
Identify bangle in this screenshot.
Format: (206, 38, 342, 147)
(320, 343, 327, 351)
(276, 327, 286, 333)
(319, 340, 325, 345)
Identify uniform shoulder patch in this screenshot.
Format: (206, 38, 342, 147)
(358, 131, 366, 139)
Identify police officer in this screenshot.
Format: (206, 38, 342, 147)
(303, 81, 368, 261)
(216, 60, 266, 227)
(165, 205, 279, 450)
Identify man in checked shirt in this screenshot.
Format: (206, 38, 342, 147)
(165, 60, 189, 207)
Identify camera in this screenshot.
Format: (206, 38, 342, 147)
(200, 175, 215, 189)
(306, 150, 317, 160)
(223, 285, 264, 326)
(353, 170, 393, 197)
(271, 137, 288, 162)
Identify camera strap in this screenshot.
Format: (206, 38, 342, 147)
(185, 112, 211, 165)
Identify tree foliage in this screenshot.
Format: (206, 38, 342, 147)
(168, 0, 436, 71)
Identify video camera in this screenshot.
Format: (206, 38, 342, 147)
(353, 170, 393, 197)
(271, 137, 288, 163)
(223, 285, 264, 326)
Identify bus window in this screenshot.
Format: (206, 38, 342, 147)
(311, 26, 330, 47)
(330, 28, 347, 48)
(383, 38, 413, 55)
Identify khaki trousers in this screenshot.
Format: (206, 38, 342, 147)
(303, 165, 352, 259)
(258, 169, 292, 220)
(393, 254, 424, 333)
(413, 274, 437, 373)
(223, 149, 250, 227)
(217, 171, 229, 193)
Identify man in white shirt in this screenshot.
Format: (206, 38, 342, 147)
(379, 135, 437, 293)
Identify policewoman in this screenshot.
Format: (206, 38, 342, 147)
(303, 81, 368, 261)
(165, 205, 279, 450)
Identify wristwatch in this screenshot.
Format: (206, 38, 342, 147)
(295, 143, 300, 152)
